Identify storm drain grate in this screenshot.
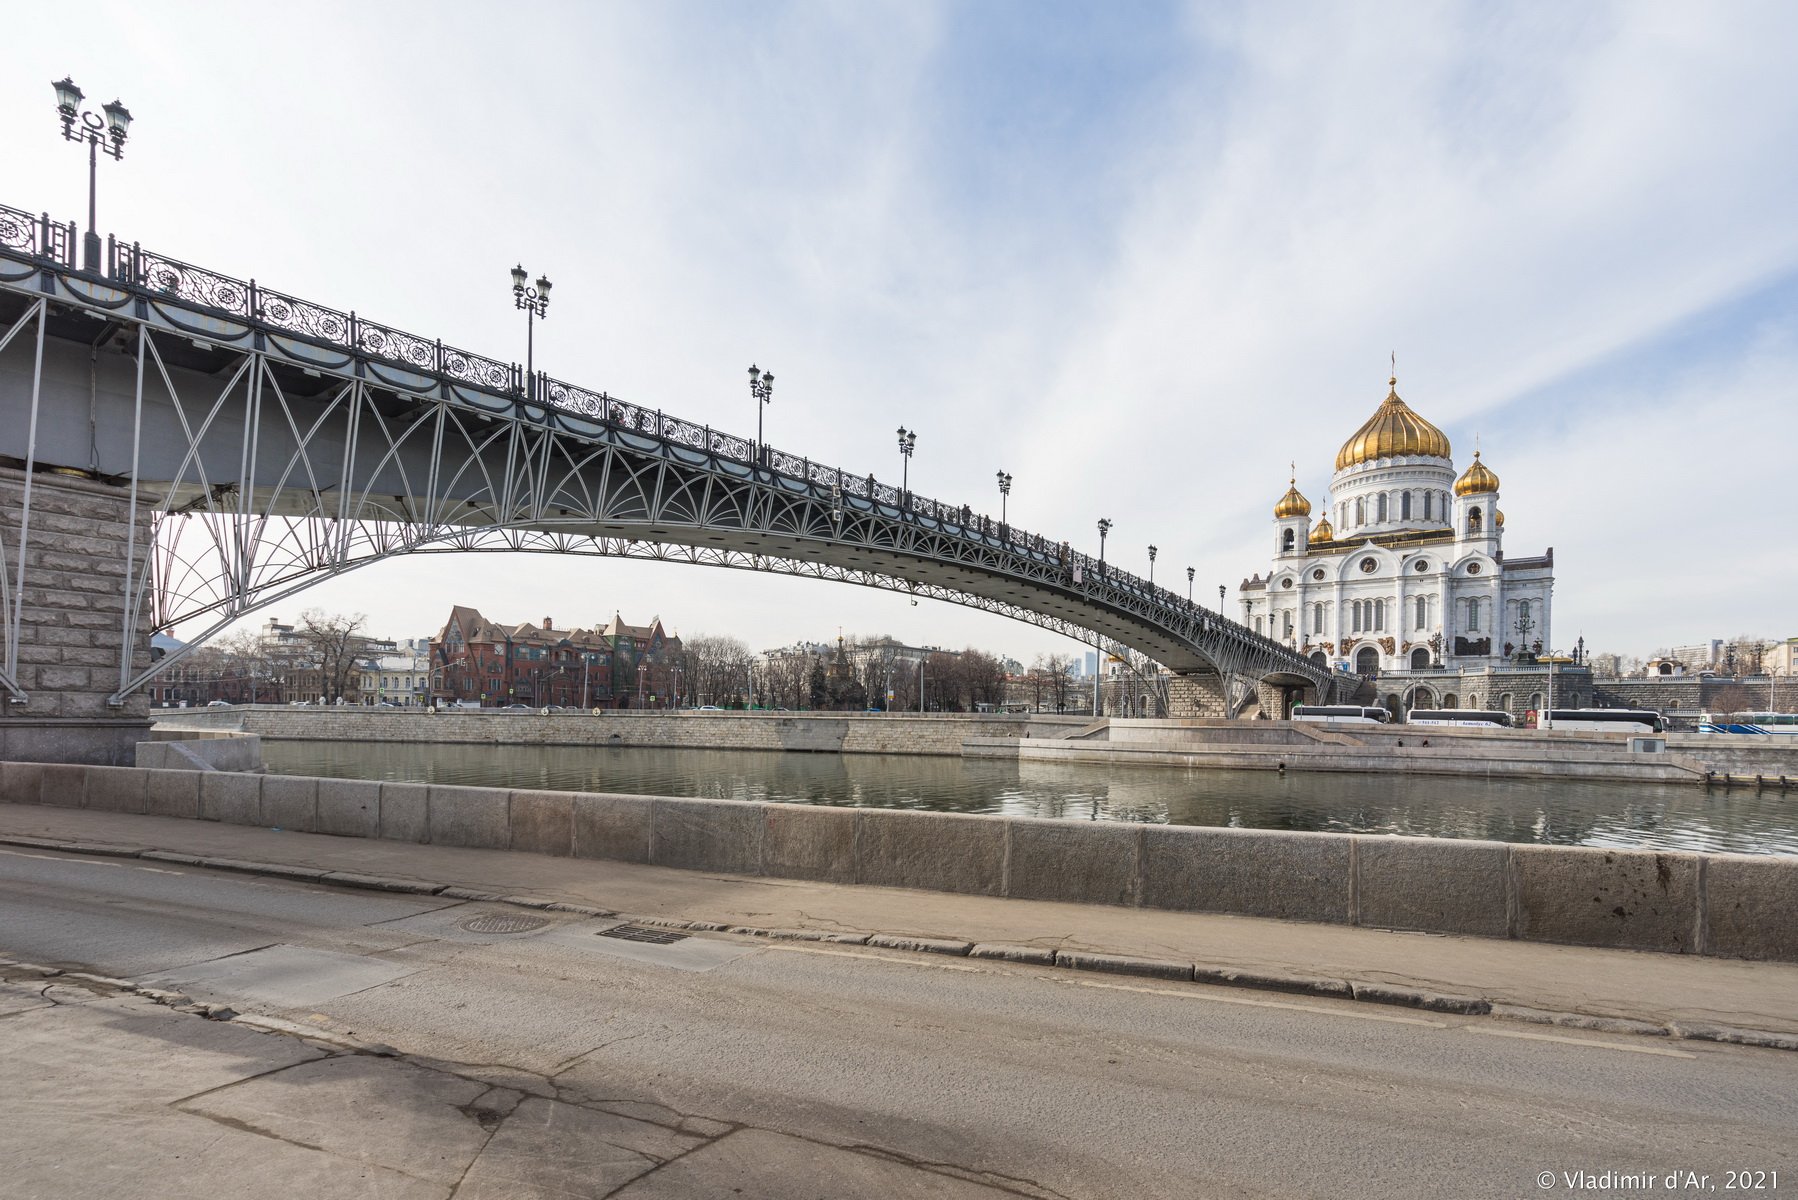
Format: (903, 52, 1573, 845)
(598, 924, 689, 945)
(459, 913, 552, 935)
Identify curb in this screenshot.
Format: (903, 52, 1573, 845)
(6, 832, 1795, 1053)
(0, 955, 402, 1056)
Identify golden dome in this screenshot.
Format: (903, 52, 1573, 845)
(1274, 479, 1311, 518)
(1308, 515, 1334, 543)
(1454, 450, 1500, 496)
(1496, 509, 1505, 528)
(1335, 377, 1452, 471)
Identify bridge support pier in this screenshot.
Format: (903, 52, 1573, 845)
(0, 466, 151, 764)
(1166, 673, 1230, 718)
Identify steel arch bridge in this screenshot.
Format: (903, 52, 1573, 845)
(0, 200, 1346, 712)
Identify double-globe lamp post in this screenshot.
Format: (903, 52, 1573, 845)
(748, 365, 774, 465)
(1148, 544, 1158, 586)
(1187, 566, 1195, 605)
(896, 427, 917, 494)
(996, 471, 1012, 525)
(1097, 518, 1112, 574)
(510, 266, 551, 399)
(51, 77, 132, 273)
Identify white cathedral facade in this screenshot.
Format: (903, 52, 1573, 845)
(1238, 374, 1555, 686)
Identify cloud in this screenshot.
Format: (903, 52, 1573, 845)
(5, 1, 1794, 659)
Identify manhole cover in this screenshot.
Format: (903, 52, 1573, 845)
(598, 924, 689, 945)
(459, 913, 552, 935)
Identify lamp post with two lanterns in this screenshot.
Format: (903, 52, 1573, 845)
(749, 365, 774, 466)
(509, 265, 551, 400)
(51, 77, 133, 273)
(896, 427, 917, 495)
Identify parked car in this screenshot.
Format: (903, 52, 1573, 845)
(501, 704, 532, 712)
(206, 699, 231, 707)
(698, 705, 722, 711)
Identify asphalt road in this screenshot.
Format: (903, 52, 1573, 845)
(2, 845, 1794, 1199)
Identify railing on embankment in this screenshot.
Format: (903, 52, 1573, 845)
(2, 760, 1794, 963)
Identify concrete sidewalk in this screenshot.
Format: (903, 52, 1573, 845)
(3, 802, 1795, 1048)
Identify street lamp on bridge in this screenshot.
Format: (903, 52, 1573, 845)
(1096, 518, 1112, 574)
(509, 265, 551, 399)
(1218, 584, 1225, 611)
(749, 365, 773, 465)
(896, 427, 917, 495)
(51, 77, 132, 273)
(1147, 544, 1157, 586)
(1186, 566, 1195, 605)
(996, 471, 1012, 525)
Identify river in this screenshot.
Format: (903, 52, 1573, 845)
(261, 739, 1798, 856)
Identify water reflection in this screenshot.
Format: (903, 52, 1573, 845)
(262, 740, 1798, 856)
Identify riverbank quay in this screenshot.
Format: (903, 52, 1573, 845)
(970, 718, 1798, 786)
(1, 802, 1794, 1049)
(154, 706, 1086, 756)
(151, 708, 1798, 786)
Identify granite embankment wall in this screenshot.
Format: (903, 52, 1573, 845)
(5, 761, 1795, 963)
(154, 708, 1083, 756)
(1019, 719, 1798, 783)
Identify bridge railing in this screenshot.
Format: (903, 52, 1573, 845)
(1, 199, 1323, 685)
(0, 204, 76, 269)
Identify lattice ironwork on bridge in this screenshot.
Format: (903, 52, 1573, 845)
(0, 199, 1346, 711)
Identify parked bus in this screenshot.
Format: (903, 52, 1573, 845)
(1698, 712, 1798, 736)
(1292, 705, 1390, 724)
(1531, 708, 1665, 734)
(1405, 709, 1514, 728)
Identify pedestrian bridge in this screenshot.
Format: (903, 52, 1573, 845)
(0, 199, 1346, 712)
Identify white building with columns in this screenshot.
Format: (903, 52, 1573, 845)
(1238, 374, 1555, 686)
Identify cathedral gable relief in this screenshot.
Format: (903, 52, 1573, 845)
(1455, 636, 1492, 656)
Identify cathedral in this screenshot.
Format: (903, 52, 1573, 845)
(1238, 373, 1555, 691)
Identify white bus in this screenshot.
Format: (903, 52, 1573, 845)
(1698, 712, 1798, 736)
(1405, 708, 1514, 729)
(1292, 705, 1391, 725)
(1535, 708, 1665, 734)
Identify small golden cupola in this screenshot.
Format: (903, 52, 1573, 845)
(1454, 450, 1500, 496)
(1335, 376, 1453, 470)
(1308, 514, 1334, 543)
(1273, 477, 1311, 519)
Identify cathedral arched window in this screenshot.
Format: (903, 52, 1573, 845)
(1467, 598, 1481, 632)
(1423, 491, 1433, 520)
(1313, 603, 1325, 635)
(1282, 528, 1295, 551)
(1355, 497, 1365, 525)
(1377, 493, 1388, 522)
(1467, 506, 1482, 534)
(1401, 491, 1412, 520)
(1415, 595, 1427, 629)
(1374, 599, 1385, 630)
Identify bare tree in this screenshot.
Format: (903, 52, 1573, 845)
(297, 609, 369, 704)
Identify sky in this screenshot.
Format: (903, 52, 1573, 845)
(5, 0, 1796, 664)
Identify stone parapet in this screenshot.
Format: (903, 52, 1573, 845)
(10, 763, 1798, 963)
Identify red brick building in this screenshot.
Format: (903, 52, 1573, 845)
(429, 607, 681, 708)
